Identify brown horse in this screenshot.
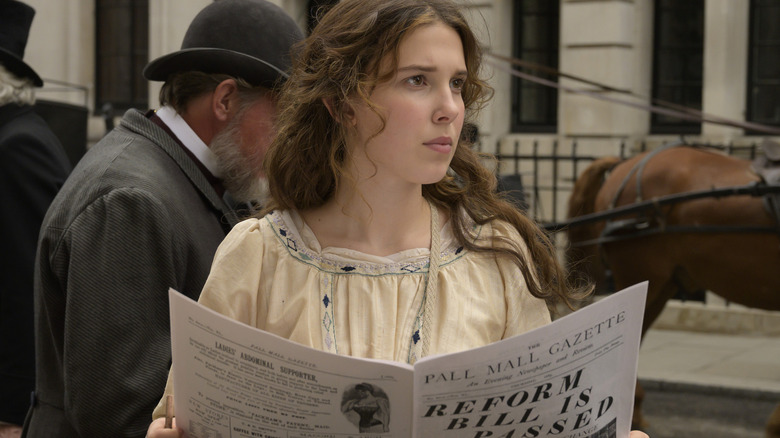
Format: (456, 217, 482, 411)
(565, 145, 780, 435)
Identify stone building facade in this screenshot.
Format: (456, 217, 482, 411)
(19, 0, 777, 221)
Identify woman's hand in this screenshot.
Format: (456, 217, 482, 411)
(146, 417, 182, 438)
(629, 431, 649, 438)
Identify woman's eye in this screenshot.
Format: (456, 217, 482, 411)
(451, 78, 465, 90)
(407, 75, 424, 86)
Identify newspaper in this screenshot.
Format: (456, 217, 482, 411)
(169, 281, 647, 438)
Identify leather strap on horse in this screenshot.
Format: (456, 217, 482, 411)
(573, 222, 780, 248)
(607, 140, 685, 209)
(545, 182, 780, 231)
(486, 53, 780, 136)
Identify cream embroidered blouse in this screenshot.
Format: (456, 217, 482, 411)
(153, 209, 550, 419)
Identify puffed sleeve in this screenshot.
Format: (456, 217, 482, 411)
(197, 218, 269, 327)
(43, 188, 180, 436)
(488, 220, 552, 339)
(502, 265, 552, 338)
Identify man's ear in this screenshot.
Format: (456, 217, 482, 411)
(322, 97, 356, 126)
(212, 79, 239, 122)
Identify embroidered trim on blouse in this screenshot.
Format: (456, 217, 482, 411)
(265, 211, 475, 275)
(264, 210, 483, 359)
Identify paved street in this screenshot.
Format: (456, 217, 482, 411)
(637, 326, 780, 438)
(642, 381, 778, 438)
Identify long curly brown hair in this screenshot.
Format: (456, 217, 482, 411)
(263, 0, 589, 310)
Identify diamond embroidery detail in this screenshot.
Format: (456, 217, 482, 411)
(323, 294, 330, 308)
(412, 330, 421, 344)
(325, 332, 333, 350)
(268, 210, 479, 277)
(323, 312, 333, 330)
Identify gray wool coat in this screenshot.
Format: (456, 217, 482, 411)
(25, 109, 241, 438)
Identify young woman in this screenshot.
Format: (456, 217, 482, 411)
(147, 1, 649, 436)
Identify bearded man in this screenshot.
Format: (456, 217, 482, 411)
(25, 1, 302, 437)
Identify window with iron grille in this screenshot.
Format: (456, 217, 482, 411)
(650, 0, 703, 134)
(95, 0, 149, 115)
(511, 0, 559, 133)
(747, 0, 780, 129)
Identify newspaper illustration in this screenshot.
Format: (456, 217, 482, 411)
(169, 281, 647, 438)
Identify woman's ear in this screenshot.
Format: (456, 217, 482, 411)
(322, 97, 356, 126)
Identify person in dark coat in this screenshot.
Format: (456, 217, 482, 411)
(0, 1, 71, 435)
(24, 1, 303, 437)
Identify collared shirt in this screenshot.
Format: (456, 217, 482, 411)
(155, 106, 222, 179)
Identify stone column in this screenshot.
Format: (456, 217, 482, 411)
(559, 0, 654, 153)
(701, 0, 749, 140)
(459, 0, 514, 156)
(24, 0, 93, 109)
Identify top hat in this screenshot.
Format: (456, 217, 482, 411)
(143, 0, 303, 89)
(0, 0, 43, 87)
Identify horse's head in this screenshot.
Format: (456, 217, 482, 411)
(565, 156, 622, 294)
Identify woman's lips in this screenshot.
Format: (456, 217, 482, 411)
(424, 137, 453, 153)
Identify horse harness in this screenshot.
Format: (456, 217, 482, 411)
(591, 143, 780, 248)
(752, 139, 780, 227)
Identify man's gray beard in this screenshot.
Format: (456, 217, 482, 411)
(210, 119, 269, 206)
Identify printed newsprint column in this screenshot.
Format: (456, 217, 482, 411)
(412, 282, 647, 438)
(168, 289, 415, 438)
(169, 281, 647, 438)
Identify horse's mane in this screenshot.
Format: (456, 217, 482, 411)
(567, 156, 622, 220)
(565, 155, 622, 290)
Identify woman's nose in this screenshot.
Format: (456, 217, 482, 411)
(433, 89, 461, 123)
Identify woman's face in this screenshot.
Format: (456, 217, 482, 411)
(347, 21, 467, 188)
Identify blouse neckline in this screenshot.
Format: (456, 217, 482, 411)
(264, 210, 472, 275)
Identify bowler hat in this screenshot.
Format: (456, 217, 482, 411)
(0, 0, 43, 87)
(143, 0, 303, 89)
